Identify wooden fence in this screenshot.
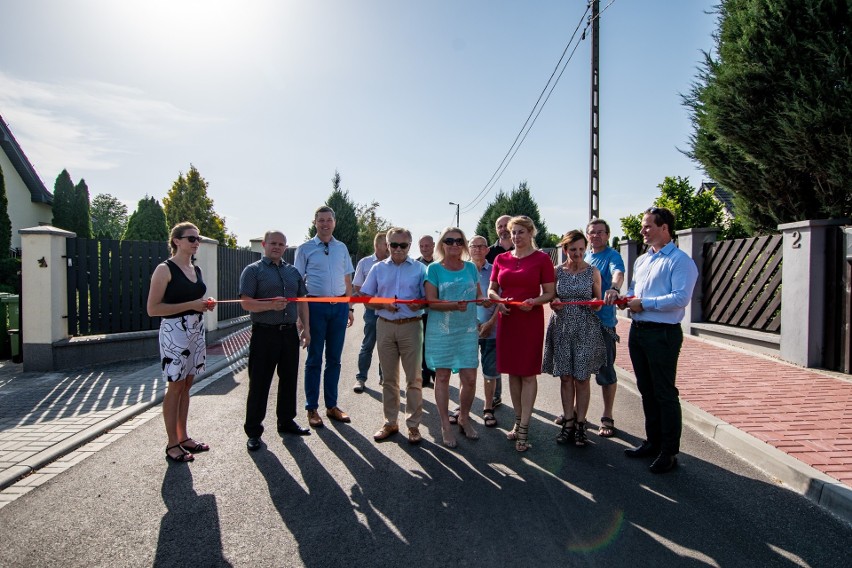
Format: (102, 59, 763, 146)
(217, 247, 261, 321)
(66, 238, 262, 336)
(702, 234, 783, 332)
(66, 238, 168, 336)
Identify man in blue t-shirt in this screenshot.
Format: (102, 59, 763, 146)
(573, 219, 625, 438)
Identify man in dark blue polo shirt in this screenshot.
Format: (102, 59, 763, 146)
(240, 230, 311, 451)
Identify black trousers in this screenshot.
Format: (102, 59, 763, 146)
(420, 314, 435, 381)
(628, 323, 684, 454)
(244, 325, 301, 438)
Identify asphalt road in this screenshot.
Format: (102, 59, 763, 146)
(1, 315, 850, 567)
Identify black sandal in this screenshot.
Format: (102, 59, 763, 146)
(515, 424, 531, 452)
(574, 421, 588, 447)
(180, 438, 210, 452)
(556, 415, 576, 445)
(166, 444, 194, 463)
(598, 417, 616, 438)
(483, 409, 498, 428)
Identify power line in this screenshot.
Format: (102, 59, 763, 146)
(461, 0, 617, 215)
(460, 5, 590, 214)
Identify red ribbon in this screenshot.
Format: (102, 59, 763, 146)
(211, 295, 633, 307)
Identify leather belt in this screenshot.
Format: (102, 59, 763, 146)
(253, 322, 296, 331)
(631, 320, 679, 329)
(379, 316, 422, 325)
(306, 294, 347, 298)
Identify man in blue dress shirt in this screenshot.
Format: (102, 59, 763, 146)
(619, 207, 698, 474)
(360, 227, 427, 444)
(294, 205, 355, 428)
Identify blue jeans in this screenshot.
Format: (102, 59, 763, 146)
(305, 302, 349, 410)
(356, 309, 382, 381)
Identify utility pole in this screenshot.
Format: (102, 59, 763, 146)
(449, 201, 460, 227)
(588, 0, 600, 221)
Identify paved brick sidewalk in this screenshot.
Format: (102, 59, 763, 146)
(0, 326, 251, 493)
(614, 318, 852, 490)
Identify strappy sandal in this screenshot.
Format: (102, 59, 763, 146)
(166, 444, 194, 463)
(506, 416, 522, 440)
(598, 417, 616, 438)
(483, 409, 498, 428)
(515, 424, 531, 452)
(180, 438, 210, 452)
(574, 421, 588, 447)
(556, 415, 576, 445)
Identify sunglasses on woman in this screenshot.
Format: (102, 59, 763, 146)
(177, 235, 201, 243)
(442, 238, 465, 246)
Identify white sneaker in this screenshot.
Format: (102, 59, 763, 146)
(353, 379, 366, 393)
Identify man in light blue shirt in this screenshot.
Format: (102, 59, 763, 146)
(294, 205, 355, 428)
(360, 227, 427, 444)
(619, 207, 698, 474)
(352, 232, 388, 393)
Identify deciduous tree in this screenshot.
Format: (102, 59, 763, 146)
(619, 176, 745, 242)
(91, 193, 129, 240)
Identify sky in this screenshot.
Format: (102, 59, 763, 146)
(0, 0, 718, 247)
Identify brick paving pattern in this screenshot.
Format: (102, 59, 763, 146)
(615, 318, 852, 485)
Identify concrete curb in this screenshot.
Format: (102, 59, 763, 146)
(615, 366, 852, 526)
(0, 344, 249, 491)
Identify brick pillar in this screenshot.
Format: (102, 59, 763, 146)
(19, 225, 76, 371)
(779, 219, 849, 367)
(676, 227, 718, 333)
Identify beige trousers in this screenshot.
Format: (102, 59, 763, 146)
(376, 318, 424, 428)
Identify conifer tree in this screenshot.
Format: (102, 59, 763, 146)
(162, 164, 236, 246)
(51, 169, 75, 231)
(123, 196, 169, 242)
(307, 171, 359, 255)
(72, 179, 92, 239)
(684, 0, 852, 232)
(474, 182, 553, 247)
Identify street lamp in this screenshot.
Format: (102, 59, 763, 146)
(449, 201, 460, 228)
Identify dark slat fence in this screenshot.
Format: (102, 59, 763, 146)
(66, 238, 169, 336)
(217, 247, 260, 321)
(702, 235, 783, 332)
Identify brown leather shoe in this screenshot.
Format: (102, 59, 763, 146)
(407, 427, 422, 445)
(307, 409, 324, 428)
(326, 407, 351, 423)
(373, 424, 399, 441)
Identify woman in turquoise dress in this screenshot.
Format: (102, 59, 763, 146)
(425, 227, 486, 448)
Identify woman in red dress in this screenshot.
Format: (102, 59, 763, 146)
(488, 216, 555, 451)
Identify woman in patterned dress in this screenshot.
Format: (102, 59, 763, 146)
(425, 227, 488, 448)
(543, 230, 605, 447)
(147, 222, 216, 463)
